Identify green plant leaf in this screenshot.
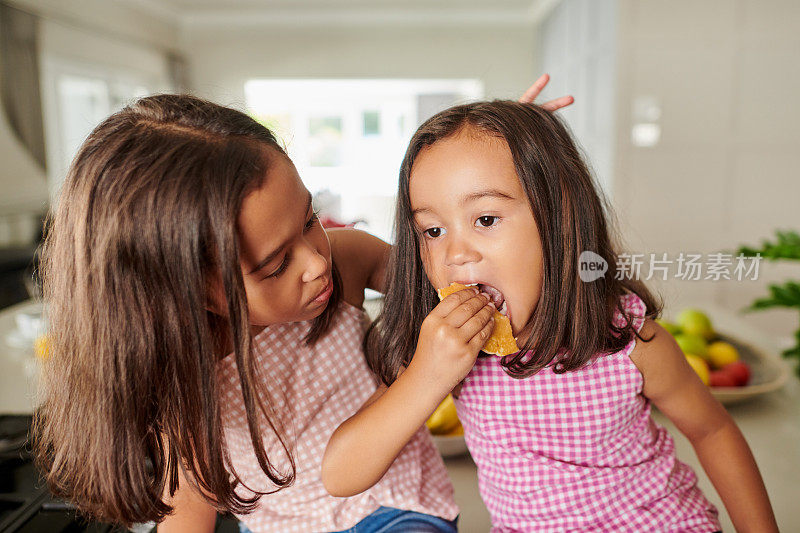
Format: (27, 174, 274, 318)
(738, 230, 800, 376)
(737, 229, 800, 260)
(746, 282, 800, 310)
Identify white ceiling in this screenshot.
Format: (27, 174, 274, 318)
(117, 0, 559, 27)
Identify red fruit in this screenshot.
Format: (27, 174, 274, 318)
(723, 361, 751, 386)
(709, 370, 738, 387)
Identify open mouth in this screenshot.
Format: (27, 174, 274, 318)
(464, 282, 507, 317)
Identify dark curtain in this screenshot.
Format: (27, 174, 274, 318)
(0, 2, 46, 171)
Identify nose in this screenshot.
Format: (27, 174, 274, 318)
(444, 232, 481, 268)
(300, 238, 328, 283)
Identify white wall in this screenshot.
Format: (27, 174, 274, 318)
(612, 0, 800, 340)
(535, 0, 618, 194)
(182, 22, 537, 106)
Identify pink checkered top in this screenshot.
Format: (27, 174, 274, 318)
(217, 302, 458, 533)
(455, 292, 722, 532)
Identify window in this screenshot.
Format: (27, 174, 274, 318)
(245, 79, 483, 242)
(42, 59, 156, 194)
(308, 116, 343, 167)
(362, 111, 380, 136)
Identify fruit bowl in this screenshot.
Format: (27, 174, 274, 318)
(708, 334, 789, 405)
(661, 307, 791, 406)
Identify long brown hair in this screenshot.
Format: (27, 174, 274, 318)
(33, 94, 341, 526)
(366, 101, 661, 382)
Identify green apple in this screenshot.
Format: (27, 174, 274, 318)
(677, 308, 715, 341)
(656, 319, 681, 336)
(674, 332, 709, 359)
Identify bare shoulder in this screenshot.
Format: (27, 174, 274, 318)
(628, 318, 673, 366)
(628, 319, 689, 401)
(629, 319, 732, 443)
(328, 227, 383, 259)
(327, 228, 390, 308)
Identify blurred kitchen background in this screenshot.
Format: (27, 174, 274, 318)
(0, 1, 798, 532)
(0, 0, 798, 336)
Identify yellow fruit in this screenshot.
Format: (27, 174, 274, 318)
(34, 335, 50, 359)
(442, 422, 464, 437)
(707, 341, 739, 369)
(426, 394, 460, 435)
(685, 353, 710, 385)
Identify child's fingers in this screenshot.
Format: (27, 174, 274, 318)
(468, 310, 496, 350)
(432, 286, 480, 317)
(445, 293, 491, 328)
(518, 73, 550, 103)
(541, 94, 574, 112)
(461, 303, 495, 342)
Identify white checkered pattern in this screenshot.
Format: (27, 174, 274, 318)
(217, 303, 458, 533)
(455, 293, 722, 532)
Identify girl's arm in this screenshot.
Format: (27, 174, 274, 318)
(322, 287, 494, 497)
(328, 228, 390, 304)
(157, 465, 217, 533)
(630, 319, 779, 533)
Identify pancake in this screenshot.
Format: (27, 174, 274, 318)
(436, 282, 519, 356)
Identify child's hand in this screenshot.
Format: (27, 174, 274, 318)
(411, 287, 495, 391)
(518, 73, 574, 111)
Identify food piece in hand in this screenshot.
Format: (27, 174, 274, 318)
(437, 282, 519, 356)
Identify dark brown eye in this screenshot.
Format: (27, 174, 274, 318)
(477, 216, 498, 227)
(424, 227, 443, 238)
(266, 254, 290, 278)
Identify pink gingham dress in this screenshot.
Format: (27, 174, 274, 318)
(217, 302, 458, 533)
(455, 292, 721, 532)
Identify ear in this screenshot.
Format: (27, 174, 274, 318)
(204, 275, 228, 317)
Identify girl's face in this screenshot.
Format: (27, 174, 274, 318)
(409, 128, 544, 342)
(234, 154, 333, 326)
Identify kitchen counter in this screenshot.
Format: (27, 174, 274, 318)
(0, 299, 40, 415)
(3, 299, 798, 531)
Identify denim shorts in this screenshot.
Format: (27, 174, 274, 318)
(238, 506, 459, 533)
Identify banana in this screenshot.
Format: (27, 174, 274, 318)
(426, 394, 461, 435)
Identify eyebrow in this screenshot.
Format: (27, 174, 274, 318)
(248, 192, 313, 275)
(411, 188, 515, 217)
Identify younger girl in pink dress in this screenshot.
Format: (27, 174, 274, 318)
(323, 101, 778, 532)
